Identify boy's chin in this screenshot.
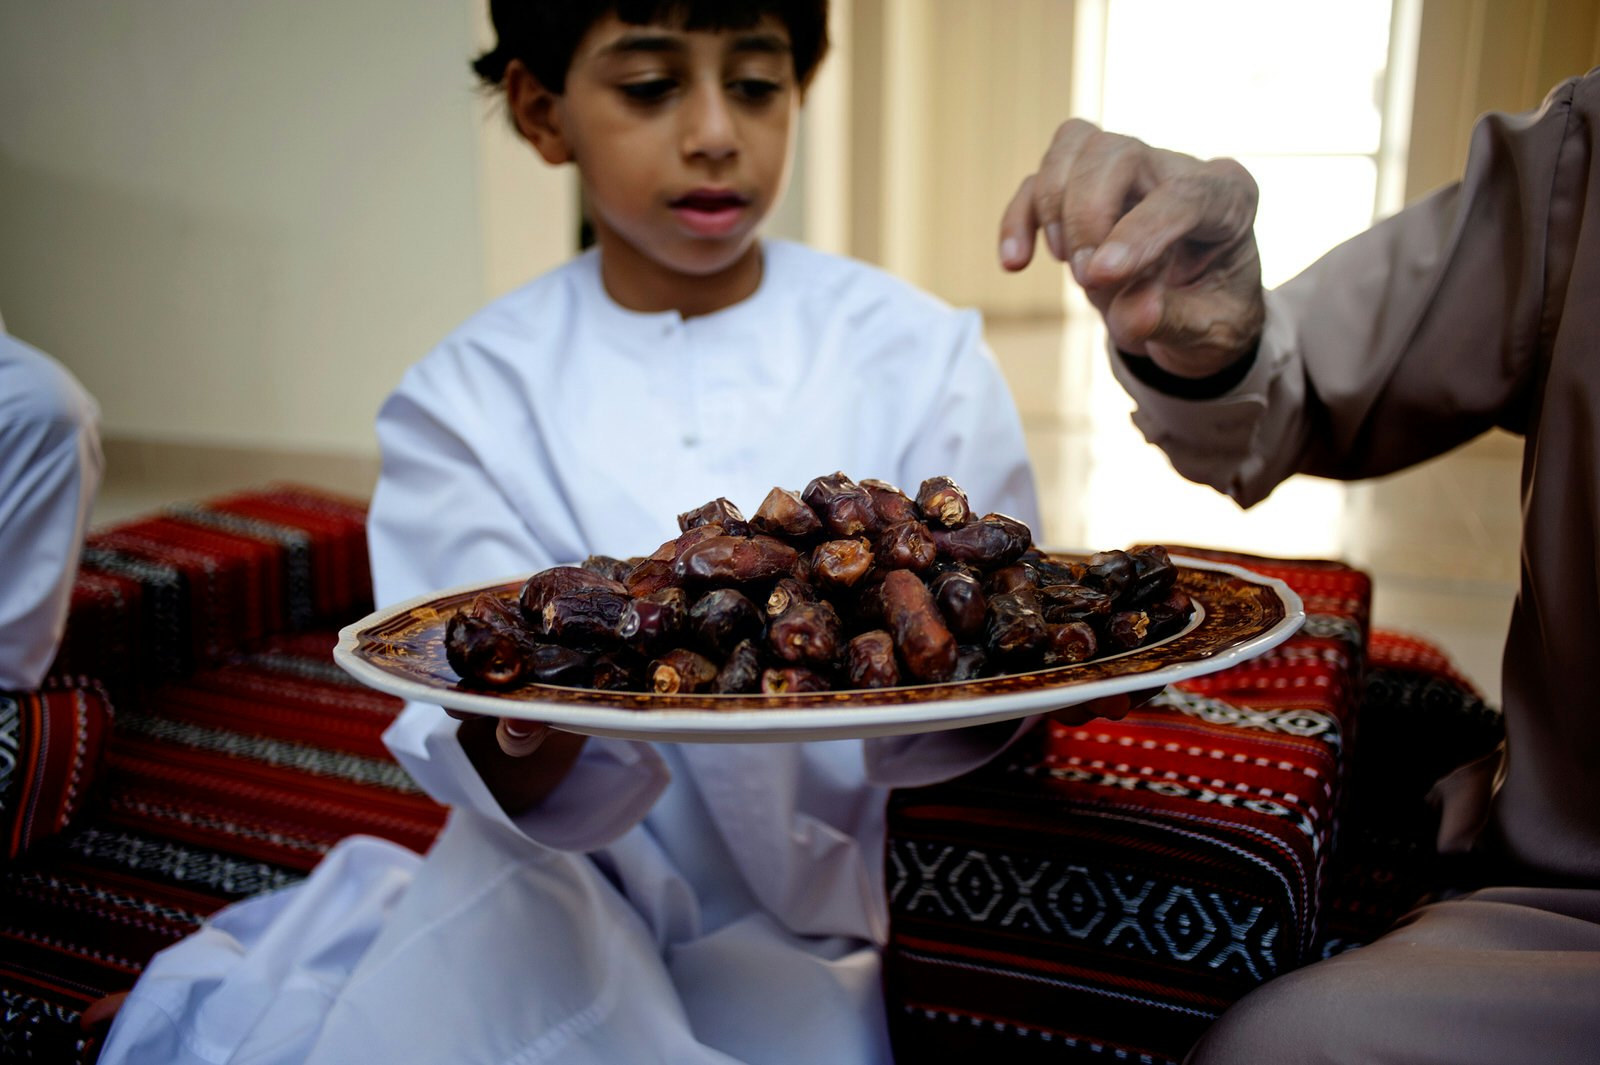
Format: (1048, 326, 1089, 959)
(661, 239, 763, 279)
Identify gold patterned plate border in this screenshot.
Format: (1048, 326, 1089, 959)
(334, 555, 1303, 743)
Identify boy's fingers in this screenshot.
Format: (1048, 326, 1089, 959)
(998, 174, 1041, 271)
(496, 718, 551, 758)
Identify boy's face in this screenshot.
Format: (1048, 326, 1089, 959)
(522, 14, 799, 311)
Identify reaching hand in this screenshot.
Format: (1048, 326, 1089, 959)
(999, 119, 1267, 379)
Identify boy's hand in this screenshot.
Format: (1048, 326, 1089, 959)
(448, 710, 588, 815)
(998, 118, 1266, 379)
(1046, 687, 1163, 728)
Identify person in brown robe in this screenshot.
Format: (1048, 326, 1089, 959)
(998, 70, 1600, 1063)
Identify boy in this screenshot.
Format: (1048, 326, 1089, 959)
(100, 4, 1040, 1063)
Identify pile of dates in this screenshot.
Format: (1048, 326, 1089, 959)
(444, 472, 1192, 697)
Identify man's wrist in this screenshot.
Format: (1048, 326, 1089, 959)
(1117, 341, 1260, 400)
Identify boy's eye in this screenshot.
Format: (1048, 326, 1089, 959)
(729, 78, 782, 103)
(620, 79, 678, 103)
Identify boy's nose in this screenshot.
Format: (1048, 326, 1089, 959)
(681, 84, 738, 161)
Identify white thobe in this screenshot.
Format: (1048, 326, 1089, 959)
(101, 240, 1041, 1065)
(0, 329, 102, 691)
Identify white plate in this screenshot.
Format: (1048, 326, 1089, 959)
(334, 554, 1303, 743)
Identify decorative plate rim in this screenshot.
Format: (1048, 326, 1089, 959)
(333, 554, 1304, 742)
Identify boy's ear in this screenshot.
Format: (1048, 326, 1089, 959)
(506, 59, 572, 165)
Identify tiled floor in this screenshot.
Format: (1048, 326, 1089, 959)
(91, 318, 1520, 704)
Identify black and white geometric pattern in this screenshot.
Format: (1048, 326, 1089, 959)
(888, 839, 1285, 981)
(117, 712, 419, 792)
(0, 694, 18, 820)
(1153, 688, 1343, 756)
(64, 826, 303, 899)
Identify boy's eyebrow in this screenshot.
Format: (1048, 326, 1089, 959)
(597, 33, 685, 58)
(728, 32, 792, 56)
(595, 30, 792, 60)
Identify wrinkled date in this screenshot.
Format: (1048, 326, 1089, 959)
(916, 476, 973, 528)
(447, 472, 1194, 697)
(930, 514, 1032, 568)
(802, 472, 878, 539)
(674, 535, 800, 586)
(845, 629, 901, 689)
(880, 569, 957, 683)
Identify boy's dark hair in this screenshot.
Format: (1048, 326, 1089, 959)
(473, 1, 830, 94)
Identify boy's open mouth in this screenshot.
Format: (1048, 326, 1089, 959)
(670, 189, 750, 236)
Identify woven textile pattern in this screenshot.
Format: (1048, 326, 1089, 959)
(884, 551, 1374, 1064)
(0, 487, 447, 1064)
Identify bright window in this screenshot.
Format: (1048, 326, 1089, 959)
(1058, 0, 1415, 558)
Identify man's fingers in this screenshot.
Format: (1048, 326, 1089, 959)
(1104, 272, 1265, 375)
(999, 174, 1041, 271)
(1057, 135, 1148, 283)
(496, 718, 551, 758)
(1027, 118, 1104, 262)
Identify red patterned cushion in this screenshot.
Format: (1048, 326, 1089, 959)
(884, 550, 1372, 1065)
(1, 629, 444, 1064)
(1, 683, 115, 861)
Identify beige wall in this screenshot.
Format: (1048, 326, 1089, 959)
(1408, 0, 1600, 200)
(846, 0, 1075, 318)
(0, 1, 577, 458)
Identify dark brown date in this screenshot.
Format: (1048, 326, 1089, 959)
(1084, 550, 1137, 600)
(591, 649, 646, 691)
(650, 648, 720, 694)
(445, 609, 540, 689)
(617, 587, 689, 650)
(623, 558, 678, 598)
(761, 666, 831, 694)
(860, 478, 920, 526)
(581, 555, 634, 583)
(712, 639, 764, 694)
(750, 487, 823, 540)
(951, 644, 990, 681)
(1041, 621, 1098, 666)
(463, 590, 524, 630)
(670, 523, 729, 562)
(874, 520, 937, 573)
(810, 538, 875, 590)
(542, 589, 630, 648)
(845, 629, 901, 689)
(1130, 545, 1179, 604)
(916, 475, 973, 528)
(1038, 584, 1113, 624)
(880, 569, 957, 683)
(930, 570, 987, 641)
(985, 562, 1038, 596)
(985, 589, 1049, 660)
(690, 588, 764, 658)
(1144, 587, 1193, 638)
(767, 600, 843, 669)
(1105, 610, 1152, 652)
(520, 567, 627, 632)
(674, 535, 800, 586)
(765, 577, 819, 618)
(802, 472, 879, 538)
(678, 497, 746, 533)
(1032, 556, 1088, 587)
(525, 643, 594, 687)
(930, 514, 1032, 568)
